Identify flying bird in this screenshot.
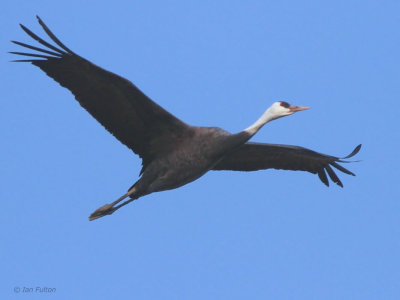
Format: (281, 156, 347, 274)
(10, 16, 361, 221)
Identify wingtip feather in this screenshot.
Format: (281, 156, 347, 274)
(317, 169, 329, 187)
(325, 165, 343, 187)
(10, 40, 63, 57)
(343, 144, 362, 159)
(331, 162, 356, 176)
(10, 59, 36, 62)
(19, 23, 28, 32)
(35, 15, 75, 54)
(17, 19, 67, 56)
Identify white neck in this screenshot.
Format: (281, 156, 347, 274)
(244, 107, 277, 136)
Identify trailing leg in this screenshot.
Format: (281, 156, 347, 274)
(89, 187, 137, 221)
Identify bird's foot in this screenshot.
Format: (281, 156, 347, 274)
(89, 203, 115, 221)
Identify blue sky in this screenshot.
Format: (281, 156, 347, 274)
(1, 1, 399, 299)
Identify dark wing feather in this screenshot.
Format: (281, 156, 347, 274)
(10, 16, 192, 173)
(213, 143, 361, 187)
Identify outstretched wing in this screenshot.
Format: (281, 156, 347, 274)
(10, 16, 192, 173)
(213, 143, 361, 187)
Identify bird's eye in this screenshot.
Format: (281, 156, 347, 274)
(280, 101, 290, 108)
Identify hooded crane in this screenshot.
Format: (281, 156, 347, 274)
(10, 16, 361, 221)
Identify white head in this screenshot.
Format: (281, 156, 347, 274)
(268, 101, 310, 121)
(244, 101, 309, 135)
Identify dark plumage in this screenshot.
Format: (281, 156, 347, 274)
(11, 16, 361, 221)
(213, 143, 361, 188)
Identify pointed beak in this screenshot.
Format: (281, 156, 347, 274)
(289, 105, 310, 113)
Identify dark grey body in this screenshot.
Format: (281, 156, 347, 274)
(131, 127, 251, 199)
